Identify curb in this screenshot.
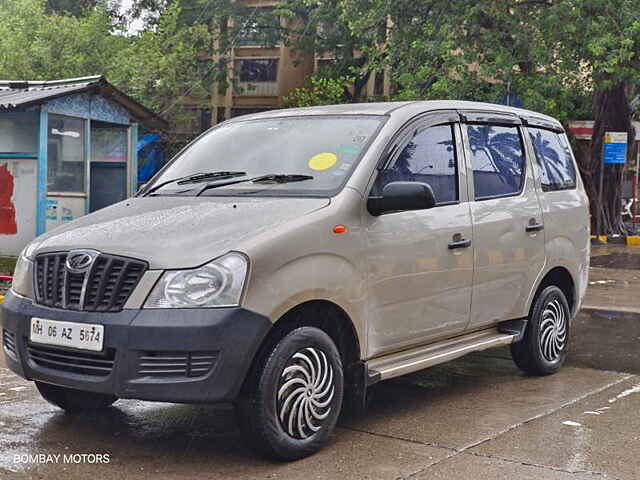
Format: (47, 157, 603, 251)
(590, 235, 640, 246)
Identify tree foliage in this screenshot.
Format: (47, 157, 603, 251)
(283, 76, 354, 107)
(109, 2, 211, 129)
(341, 0, 640, 234)
(0, 0, 211, 135)
(0, 0, 125, 80)
(278, 0, 381, 102)
(2, 0, 640, 233)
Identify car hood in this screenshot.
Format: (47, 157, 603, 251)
(30, 196, 331, 269)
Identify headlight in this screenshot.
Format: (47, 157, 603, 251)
(144, 252, 248, 309)
(11, 250, 34, 298)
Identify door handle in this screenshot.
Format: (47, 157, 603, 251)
(526, 219, 545, 233)
(448, 238, 472, 250)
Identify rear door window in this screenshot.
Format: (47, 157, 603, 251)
(466, 124, 526, 200)
(528, 128, 577, 191)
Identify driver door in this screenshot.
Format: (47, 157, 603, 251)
(363, 113, 474, 358)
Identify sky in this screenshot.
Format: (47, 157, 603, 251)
(118, 0, 145, 34)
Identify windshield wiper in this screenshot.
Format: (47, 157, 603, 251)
(142, 171, 248, 196)
(196, 174, 314, 197)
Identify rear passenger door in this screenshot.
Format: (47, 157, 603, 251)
(461, 113, 546, 329)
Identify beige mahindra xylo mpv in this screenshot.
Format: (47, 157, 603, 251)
(2, 101, 589, 459)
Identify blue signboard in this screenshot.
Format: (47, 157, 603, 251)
(603, 132, 628, 164)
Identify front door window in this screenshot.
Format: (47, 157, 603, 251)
(375, 124, 459, 205)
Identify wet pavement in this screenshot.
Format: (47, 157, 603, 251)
(584, 245, 640, 313)
(1, 246, 639, 479)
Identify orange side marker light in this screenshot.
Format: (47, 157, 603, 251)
(333, 225, 347, 234)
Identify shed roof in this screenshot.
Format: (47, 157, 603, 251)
(0, 75, 168, 130)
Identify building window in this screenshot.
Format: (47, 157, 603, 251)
(316, 58, 336, 72)
(235, 7, 281, 47)
(47, 115, 85, 193)
(200, 110, 212, 132)
(0, 114, 38, 154)
(236, 59, 278, 83)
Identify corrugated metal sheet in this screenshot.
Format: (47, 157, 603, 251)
(0, 76, 168, 130)
(0, 84, 93, 109)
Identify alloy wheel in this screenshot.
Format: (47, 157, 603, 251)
(539, 298, 567, 362)
(277, 347, 335, 439)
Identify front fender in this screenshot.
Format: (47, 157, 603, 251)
(243, 253, 367, 351)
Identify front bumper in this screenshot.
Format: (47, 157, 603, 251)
(0, 291, 271, 403)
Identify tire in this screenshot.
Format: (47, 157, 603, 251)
(35, 381, 117, 413)
(237, 326, 344, 461)
(510, 285, 571, 376)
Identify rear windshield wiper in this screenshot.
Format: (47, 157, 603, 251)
(196, 174, 314, 197)
(142, 171, 248, 196)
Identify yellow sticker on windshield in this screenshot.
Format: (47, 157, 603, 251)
(309, 152, 337, 171)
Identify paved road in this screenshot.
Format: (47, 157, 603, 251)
(1, 246, 639, 479)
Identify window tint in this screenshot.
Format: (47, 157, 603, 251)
(528, 128, 576, 191)
(376, 124, 458, 204)
(467, 124, 525, 199)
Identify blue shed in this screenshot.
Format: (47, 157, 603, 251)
(0, 76, 168, 256)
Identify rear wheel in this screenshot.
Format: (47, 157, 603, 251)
(237, 326, 344, 460)
(511, 285, 570, 375)
(35, 381, 117, 413)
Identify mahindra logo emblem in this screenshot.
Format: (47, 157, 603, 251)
(66, 250, 100, 274)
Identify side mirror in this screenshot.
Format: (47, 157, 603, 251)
(367, 181, 436, 216)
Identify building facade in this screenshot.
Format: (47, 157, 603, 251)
(210, 0, 390, 126)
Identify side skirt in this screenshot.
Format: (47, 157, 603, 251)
(366, 327, 519, 384)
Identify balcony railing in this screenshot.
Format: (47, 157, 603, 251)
(234, 81, 279, 97)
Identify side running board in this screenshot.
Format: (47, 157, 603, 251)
(367, 329, 518, 383)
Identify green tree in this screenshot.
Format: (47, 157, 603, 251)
(548, 0, 640, 235)
(109, 2, 211, 134)
(283, 75, 354, 107)
(0, 0, 125, 80)
(342, 0, 639, 235)
(0, 0, 211, 135)
(279, 0, 382, 102)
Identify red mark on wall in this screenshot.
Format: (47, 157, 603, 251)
(0, 164, 17, 235)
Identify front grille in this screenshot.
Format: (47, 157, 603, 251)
(27, 343, 116, 377)
(2, 330, 16, 359)
(137, 351, 218, 378)
(35, 252, 147, 312)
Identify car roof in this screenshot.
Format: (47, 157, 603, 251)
(228, 100, 563, 131)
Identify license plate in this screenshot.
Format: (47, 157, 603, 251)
(30, 318, 104, 352)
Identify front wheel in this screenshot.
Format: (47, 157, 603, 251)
(36, 381, 117, 413)
(511, 285, 571, 375)
(237, 327, 344, 460)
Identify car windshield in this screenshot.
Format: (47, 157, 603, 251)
(148, 116, 385, 196)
